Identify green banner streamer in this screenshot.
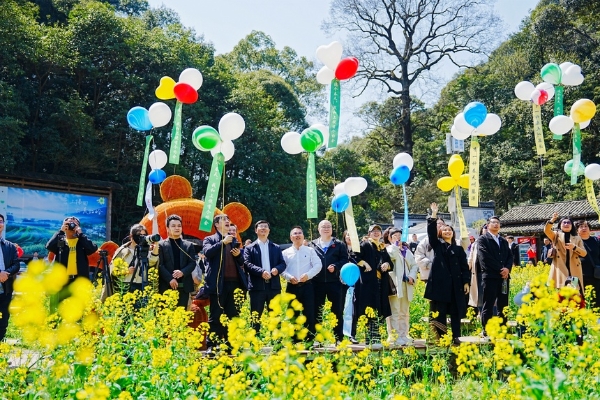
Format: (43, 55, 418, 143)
(553, 85, 564, 140)
(585, 178, 600, 221)
(306, 152, 318, 219)
(402, 184, 409, 243)
(344, 197, 361, 253)
(200, 153, 225, 231)
(136, 135, 152, 206)
(468, 136, 480, 207)
(455, 186, 469, 239)
(328, 79, 341, 149)
(571, 123, 581, 185)
(169, 101, 183, 165)
(532, 104, 547, 155)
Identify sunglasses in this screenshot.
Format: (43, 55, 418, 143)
(561, 221, 572, 225)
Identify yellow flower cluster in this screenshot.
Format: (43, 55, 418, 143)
(111, 257, 129, 277)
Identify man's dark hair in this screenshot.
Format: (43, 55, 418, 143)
(130, 224, 147, 236)
(488, 216, 501, 223)
(0, 213, 4, 222)
(255, 220, 270, 230)
(166, 214, 182, 227)
(290, 225, 303, 234)
(212, 214, 229, 228)
(575, 220, 589, 229)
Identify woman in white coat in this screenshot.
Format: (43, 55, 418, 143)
(384, 228, 418, 346)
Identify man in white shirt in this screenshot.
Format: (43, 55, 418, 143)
(282, 226, 322, 339)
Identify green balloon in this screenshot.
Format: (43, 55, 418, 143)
(300, 127, 324, 152)
(192, 125, 221, 151)
(564, 159, 584, 177)
(541, 63, 562, 85)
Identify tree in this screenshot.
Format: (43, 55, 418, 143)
(324, 0, 501, 157)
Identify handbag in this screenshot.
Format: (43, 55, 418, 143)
(388, 274, 397, 295)
(547, 246, 556, 259)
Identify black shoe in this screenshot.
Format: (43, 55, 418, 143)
(349, 337, 359, 344)
(452, 337, 461, 346)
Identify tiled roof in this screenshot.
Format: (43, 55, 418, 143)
(500, 200, 600, 224)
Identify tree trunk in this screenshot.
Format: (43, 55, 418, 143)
(399, 85, 412, 155)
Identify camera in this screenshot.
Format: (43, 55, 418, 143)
(67, 222, 77, 231)
(138, 234, 161, 244)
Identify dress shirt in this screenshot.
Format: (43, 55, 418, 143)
(282, 245, 322, 281)
(0, 244, 4, 271)
(490, 233, 500, 247)
(258, 239, 271, 272)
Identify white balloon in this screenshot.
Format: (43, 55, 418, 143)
(476, 113, 502, 136)
(451, 125, 471, 140)
(392, 152, 414, 170)
(311, 123, 329, 147)
(281, 131, 303, 154)
(536, 82, 554, 101)
(148, 150, 168, 169)
(585, 164, 600, 181)
(211, 140, 235, 161)
(316, 41, 343, 71)
(514, 81, 535, 101)
(178, 68, 203, 90)
(316, 66, 335, 85)
(454, 113, 474, 136)
(148, 102, 172, 128)
(344, 177, 368, 197)
(580, 120, 591, 129)
(218, 113, 245, 141)
(562, 65, 584, 86)
(559, 62, 574, 73)
(333, 182, 346, 195)
(548, 115, 574, 135)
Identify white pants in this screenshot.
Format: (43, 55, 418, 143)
(387, 295, 410, 339)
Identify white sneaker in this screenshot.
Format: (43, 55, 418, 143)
(370, 343, 383, 350)
(395, 337, 413, 346)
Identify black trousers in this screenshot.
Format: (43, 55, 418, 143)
(286, 281, 316, 339)
(249, 288, 281, 334)
(314, 281, 344, 341)
(0, 292, 10, 341)
(208, 280, 244, 346)
(481, 278, 509, 334)
(583, 274, 600, 309)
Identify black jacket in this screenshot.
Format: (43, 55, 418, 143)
(244, 240, 286, 291)
(309, 238, 348, 283)
(157, 238, 196, 294)
(46, 231, 98, 278)
(509, 242, 520, 266)
(203, 231, 247, 295)
(0, 238, 19, 294)
(476, 232, 513, 279)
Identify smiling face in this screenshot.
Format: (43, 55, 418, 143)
(560, 219, 573, 233)
(255, 222, 270, 241)
(290, 227, 304, 247)
(369, 228, 382, 241)
(318, 220, 333, 239)
(438, 225, 454, 243)
(391, 232, 401, 243)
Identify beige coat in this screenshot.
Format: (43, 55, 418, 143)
(544, 222, 586, 291)
(467, 242, 480, 307)
(386, 245, 418, 300)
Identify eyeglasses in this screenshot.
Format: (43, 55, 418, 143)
(0, 220, 4, 224)
(562, 221, 572, 225)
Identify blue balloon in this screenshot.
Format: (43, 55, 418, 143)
(331, 193, 350, 213)
(340, 263, 360, 286)
(148, 169, 166, 184)
(127, 106, 153, 131)
(463, 102, 487, 128)
(390, 165, 410, 185)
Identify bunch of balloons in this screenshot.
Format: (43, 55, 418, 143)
(514, 80, 555, 153)
(436, 154, 469, 239)
(315, 41, 359, 149)
(331, 177, 367, 252)
(148, 150, 168, 184)
(541, 62, 584, 120)
(389, 153, 414, 242)
(127, 102, 172, 132)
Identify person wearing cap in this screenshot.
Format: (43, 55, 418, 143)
(352, 224, 393, 346)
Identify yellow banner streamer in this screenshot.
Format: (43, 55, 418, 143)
(468, 137, 480, 207)
(455, 186, 469, 239)
(344, 197, 361, 253)
(585, 178, 600, 221)
(532, 104, 546, 155)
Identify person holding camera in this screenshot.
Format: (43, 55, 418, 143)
(46, 216, 98, 283)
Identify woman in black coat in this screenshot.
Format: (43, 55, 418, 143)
(425, 203, 470, 345)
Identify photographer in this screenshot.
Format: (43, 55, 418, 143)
(46, 216, 98, 283)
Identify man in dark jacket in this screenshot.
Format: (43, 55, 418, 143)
(476, 216, 513, 336)
(309, 220, 348, 342)
(0, 213, 19, 341)
(243, 220, 286, 334)
(203, 214, 248, 347)
(506, 236, 520, 267)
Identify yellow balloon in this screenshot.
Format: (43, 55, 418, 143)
(155, 76, 177, 100)
(570, 99, 596, 123)
(437, 176, 456, 192)
(448, 154, 465, 178)
(458, 174, 469, 189)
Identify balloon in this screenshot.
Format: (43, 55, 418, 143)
(514, 81, 535, 101)
(316, 66, 335, 85)
(562, 64, 584, 86)
(548, 115, 574, 135)
(127, 106, 152, 131)
(458, 174, 469, 189)
(530, 89, 549, 106)
(211, 140, 235, 161)
(192, 126, 221, 151)
(454, 113, 474, 135)
(300, 127, 324, 152)
(281, 131, 303, 154)
(570, 99, 596, 123)
(476, 113, 502, 135)
(331, 193, 350, 213)
(463, 102, 487, 128)
(333, 182, 346, 195)
(392, 152, 414, 170)
(218, 113, 245, 141)
(585, 164, 600, 181)
(448, 154, 464, 178)
(580, 120, 591, 130)
(451, 124, 471, 140)
(173, 82, 198, 104)
(390, 165, 410, 185)
(340, 263, 360, 286)
(316, 41, 343, 71)
(148, 169, 166, 184)
(564, 159, 585, 177)
(559, 62, 574, 72)
(16, 245, 23, 258)
(155, 76, 176, 100)
(536, 82, 554, 101)
(335, 57, 359, 80)
(344, 177, 367, 197)
(148, 150, 168, 169)
(437, 176, 455, 192)
(541, 63, 562, 85)
(178, 68, 203, 90)
(148, 102, 172, 128)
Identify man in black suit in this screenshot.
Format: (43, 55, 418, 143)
(506, 236, 520, 267)
(476, 216, 513, 336)
(0, 213, 19, 341)
(203, 214, 248, 346)
(243, 220, 286, 334)
(157, 214, 196, 308)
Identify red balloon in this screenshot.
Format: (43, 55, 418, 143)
(335, 57, 359, 80)
(174, 82, 198, 104)
(15, 244, 23, 258)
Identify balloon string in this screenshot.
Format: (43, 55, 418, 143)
(221, 161, 226, 210)
(540, 156, 544, 199)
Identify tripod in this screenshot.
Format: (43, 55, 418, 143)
(98, 250, 112, 298)
(129, 244, 151, 308)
